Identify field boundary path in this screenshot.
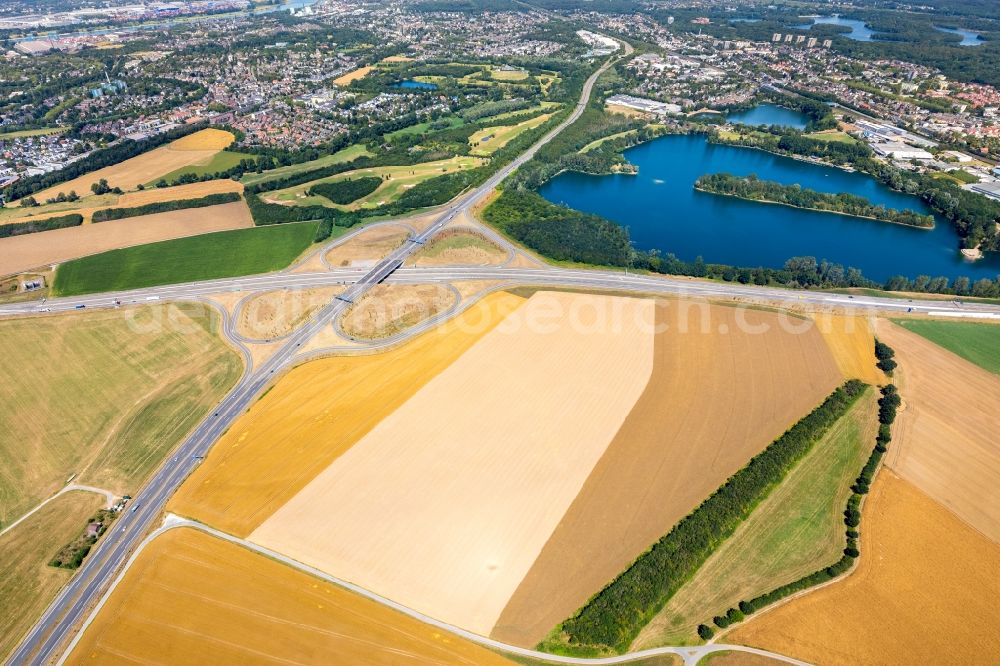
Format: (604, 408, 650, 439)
(0, 485, 116, 539)
(58, 516, 814, 666)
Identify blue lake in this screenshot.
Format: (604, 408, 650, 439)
(795, 16, 877, 42)
(933, 25, 983, 46)
(395, 80, 438, 90)
(727, 104, 809, 129)
(539, 133, 1000, 282)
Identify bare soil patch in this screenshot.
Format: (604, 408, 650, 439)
(0, 201, 253, 276)
(340, 283, 456, 339)
(324, 224, 409, 267)
(875, 319, 1000, 542)
(237, 286, 342, 340)
(491, 301, 843, 647)
(728, 473, 1000, 665)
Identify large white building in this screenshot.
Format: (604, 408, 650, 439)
(606, 94, 681, 116)
(872, 142, 934, 160)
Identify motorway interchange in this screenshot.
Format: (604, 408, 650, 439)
(7, 38, 1000, 666)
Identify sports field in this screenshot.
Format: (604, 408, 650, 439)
(249, 292, 656, 635)
(0, 491, 105, 660)
(21, 128, 234, 204)
(469, 114, 553, 156)
(492, 300, 843, 647)
(168, 292, 526, 536)
(1, 200, 253, 278)
(53, 221, 317, 296)
(0, 305, 241, 522)
(891, 318, 1000, 374)
(728, 473, 1000, 665)
(633, 389, 877, 647)
(65, 527, 514, 665)
(266, 156, 483, 209)
(876, 319, 1000, 542)
(239, 144, 371, 187)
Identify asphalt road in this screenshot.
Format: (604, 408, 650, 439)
(6, 37, 998, 665)
(5, 40, 627, 666)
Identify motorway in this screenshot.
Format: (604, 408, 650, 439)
(6, 36, 1000, 666)
(5, 38, 627, 666)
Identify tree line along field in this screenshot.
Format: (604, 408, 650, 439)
(469, 113, 555, 156)
(238, 144, 372, 187)
(64, 527, 516, 665)
(52, 221, 321, 296)
(0, 491, 106, 660)
(152, 150, 257, 185)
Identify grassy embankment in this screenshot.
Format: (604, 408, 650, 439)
(239, 144, 372, 186)
(891, 319, 1000, 374)
(635, 389, 877, 646)
(469, 114, 554, 156)
(53, 222, 321, 296)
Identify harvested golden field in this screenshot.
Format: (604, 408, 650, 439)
(0, 491, 105, 660)
(409, 228, 507, 266)
(332, 66, 374, 86)
(728, 473, 1000, 665)
(168, 292, 526, 536)
(875, 319, 1000, 542)
(492, 301, 843, 647)
(324, 224, 410, 267)
(810, 312, 883, 384)
(699, 652, 787, 666)
(236, 286, 342, 340)
(0, 201, 253, 276)
(23, 129, 234, 204)
(66, 528, 514, 666)
(250, 292, 655, 635)
(340, 283, 455, 339)
(0, 305, 242, 523)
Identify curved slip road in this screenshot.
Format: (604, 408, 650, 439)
(57, 517, 811, 666)
(5, 38, 631, 666)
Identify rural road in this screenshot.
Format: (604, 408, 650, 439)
(5, 34, 996, 666)
(0, 485, 116, 539)
(58, 516, 812, 666)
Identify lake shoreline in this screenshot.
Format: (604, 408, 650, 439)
(693, 186, 936, 230)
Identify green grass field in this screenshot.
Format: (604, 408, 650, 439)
(469, 113, 553, 156)
(0, 305, 241, 522)
(0, 126, 68, 140)
(152, 150, 256, 184)
(53, 222, 319, 296)
(580, 129, 638, 154)
(488, 101, 561, 123)
(892, 319, 1000, 374)
(0, 491, 105, 659)
(807, 129, 859, 144)
(240, 144, 371, 186)
(634, 388, 877, 647)
(931, 169, 979, 185)
(385, 116, 464, 140)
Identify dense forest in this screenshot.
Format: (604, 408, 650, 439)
(696, 173, 935, 228)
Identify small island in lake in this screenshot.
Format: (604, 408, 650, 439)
(695, 173, 935, 229)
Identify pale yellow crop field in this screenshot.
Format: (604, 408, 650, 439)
(810, 312, 883, 384)
(66, 528, 515, 666)
(168, 292, 526, 536)
(249, 292, 655, 635)
(21, 128, 235, 204)
(332, 66, 374, 86)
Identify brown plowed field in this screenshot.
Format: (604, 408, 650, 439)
(66, 528, 514, 666)
(491, 301, 843, 647)
(0, 201, 253, 276)
(324, 224, 409, 267)
(167, 291, 526, 536)
(875, 319, 1000, 542)
(340, 283, 456, 339)
(728, 472, 1000, 665)
(22, 128, 234, 204)
(236, 286, 343, 340)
